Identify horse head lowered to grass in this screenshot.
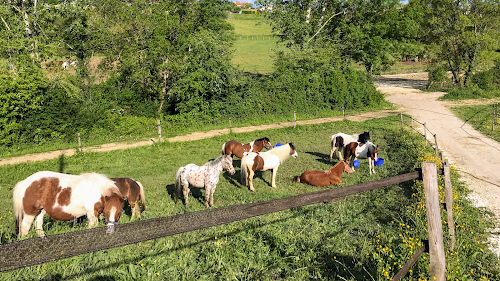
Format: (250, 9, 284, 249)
(293, 161, 353, 187)
(343, 141, 379, 174)
(13, 171, 124, 238)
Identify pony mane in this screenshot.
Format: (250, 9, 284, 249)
(269, 143, 293, 163)
(256, 137, 270, 142)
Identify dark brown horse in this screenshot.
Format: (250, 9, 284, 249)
(222, 137, 271, 158)
(111, 178, 146, 220)
(293, 161, 352, 187)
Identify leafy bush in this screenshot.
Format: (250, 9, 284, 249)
(426, 64, 449, 89)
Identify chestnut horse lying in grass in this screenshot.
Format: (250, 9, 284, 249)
(293, 161, 353, 187)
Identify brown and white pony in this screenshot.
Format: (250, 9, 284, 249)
(222, 137, 271, 158)
(343, 141, 379, 174)
(293, 161, 353, 187)
(13, 171, 124, 238)
(329, 132, 370, 161)
(240, 143, 298, 191)
(111, 178, 146, 220)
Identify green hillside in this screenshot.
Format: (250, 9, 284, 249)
(228, 13, 287, 74)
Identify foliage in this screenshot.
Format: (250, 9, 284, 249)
(259, 48, 389, 113)
(0, 118, 498, 280)
(257, 0, 425, 74)
(421, 0, 500, 86)
(426, 64, 451, 89)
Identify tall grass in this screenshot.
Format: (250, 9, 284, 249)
(0, 116, 498, 280)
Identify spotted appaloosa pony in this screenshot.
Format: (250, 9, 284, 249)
(111, 178, 145, 220)
(293, 161, 353, 187)
(343, 141, 379, 174)
(175, 154, 236, 208)
(13, 171, 124, 238)
(329, 132, 370, 161)
(222, 137, 271, 158)
(241, 143, 298, 191)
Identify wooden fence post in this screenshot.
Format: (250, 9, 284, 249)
(294, 111, 296, 128)
(424, 122, 428, 146)
(157, 120, 161, 142)
(422, 162, 446, 281)
(411, 116, 413, 131)
(400, 112, 403, 127)
(229, 118, 232, 132)
(493, 104, 497, 131)
(443, 161, 455, 251)
(343, 107, 345, 120)
(433, 134, 439, 160)
(77, 133, 81, 152)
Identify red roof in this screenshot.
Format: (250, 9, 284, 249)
(234, 2, 248, 6)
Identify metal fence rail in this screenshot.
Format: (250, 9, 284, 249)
(0, 171, 420, 273)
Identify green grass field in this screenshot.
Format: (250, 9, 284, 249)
(228, 13, 287, 74)
(0, 116, 498, 280)
(451, 104, 500, 143)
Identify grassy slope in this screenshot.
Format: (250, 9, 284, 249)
(228, 13, 287, 74)
(0, 116, 498, 280)
(451, 104, 500, 143)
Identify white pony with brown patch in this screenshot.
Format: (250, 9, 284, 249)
(240, 143, 298, 191)
(13, 171, 124, 238)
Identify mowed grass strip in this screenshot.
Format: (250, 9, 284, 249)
(0, 117, 498, 280)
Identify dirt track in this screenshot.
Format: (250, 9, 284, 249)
(375, 73, 500, 256)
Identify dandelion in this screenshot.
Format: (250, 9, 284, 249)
(141, 263, 143, 267)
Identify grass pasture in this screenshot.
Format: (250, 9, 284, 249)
(0, 116, 498, 280)
(228, 13, 287, 74)
(451, 104, 500, 143)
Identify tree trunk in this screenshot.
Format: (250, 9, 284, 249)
(158, 59, 169, 114)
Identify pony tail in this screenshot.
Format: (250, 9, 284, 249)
(136, 181, 146, 213)
(174, 168, 183, 202)
(221, 142, 226, 155)
(240, 159, 248, 186)
(13, 182, 24, 236)
(293, 176, 301, 183)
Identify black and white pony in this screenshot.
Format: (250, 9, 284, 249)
(329, 132, 370, 161)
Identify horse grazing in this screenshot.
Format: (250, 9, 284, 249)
(343, 141, 379, 174)
(175, 154, 236, 208)
(222, 137, 271, 158)
(329, 132, 370, 161)
(13, 171, 124, 238)
(241, 143, 298, 191)
(293, 161, 353, 187)
(111, 178, 146, 221)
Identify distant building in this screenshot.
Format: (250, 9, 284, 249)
(234, 2, 249, 6)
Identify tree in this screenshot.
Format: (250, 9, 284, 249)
(420, 0, 500, 85)
(256, 0, 425, 74)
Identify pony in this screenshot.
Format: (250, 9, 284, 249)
(13, 171, 124, 238)
(292, 161, 353, 187)
(343, 141, 379, 174)
(110, 178, 146, 221)
(240, 143, 298, 191)
(175, 154, 236, 208)
(329, 132, 370, 161)
(222, 137, 271, 158)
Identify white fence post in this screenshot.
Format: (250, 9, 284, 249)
(157, 120, 162, 142)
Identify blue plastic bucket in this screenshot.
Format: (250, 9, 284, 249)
(353, 160, 360, 168)
(374, 158, 385, 167)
